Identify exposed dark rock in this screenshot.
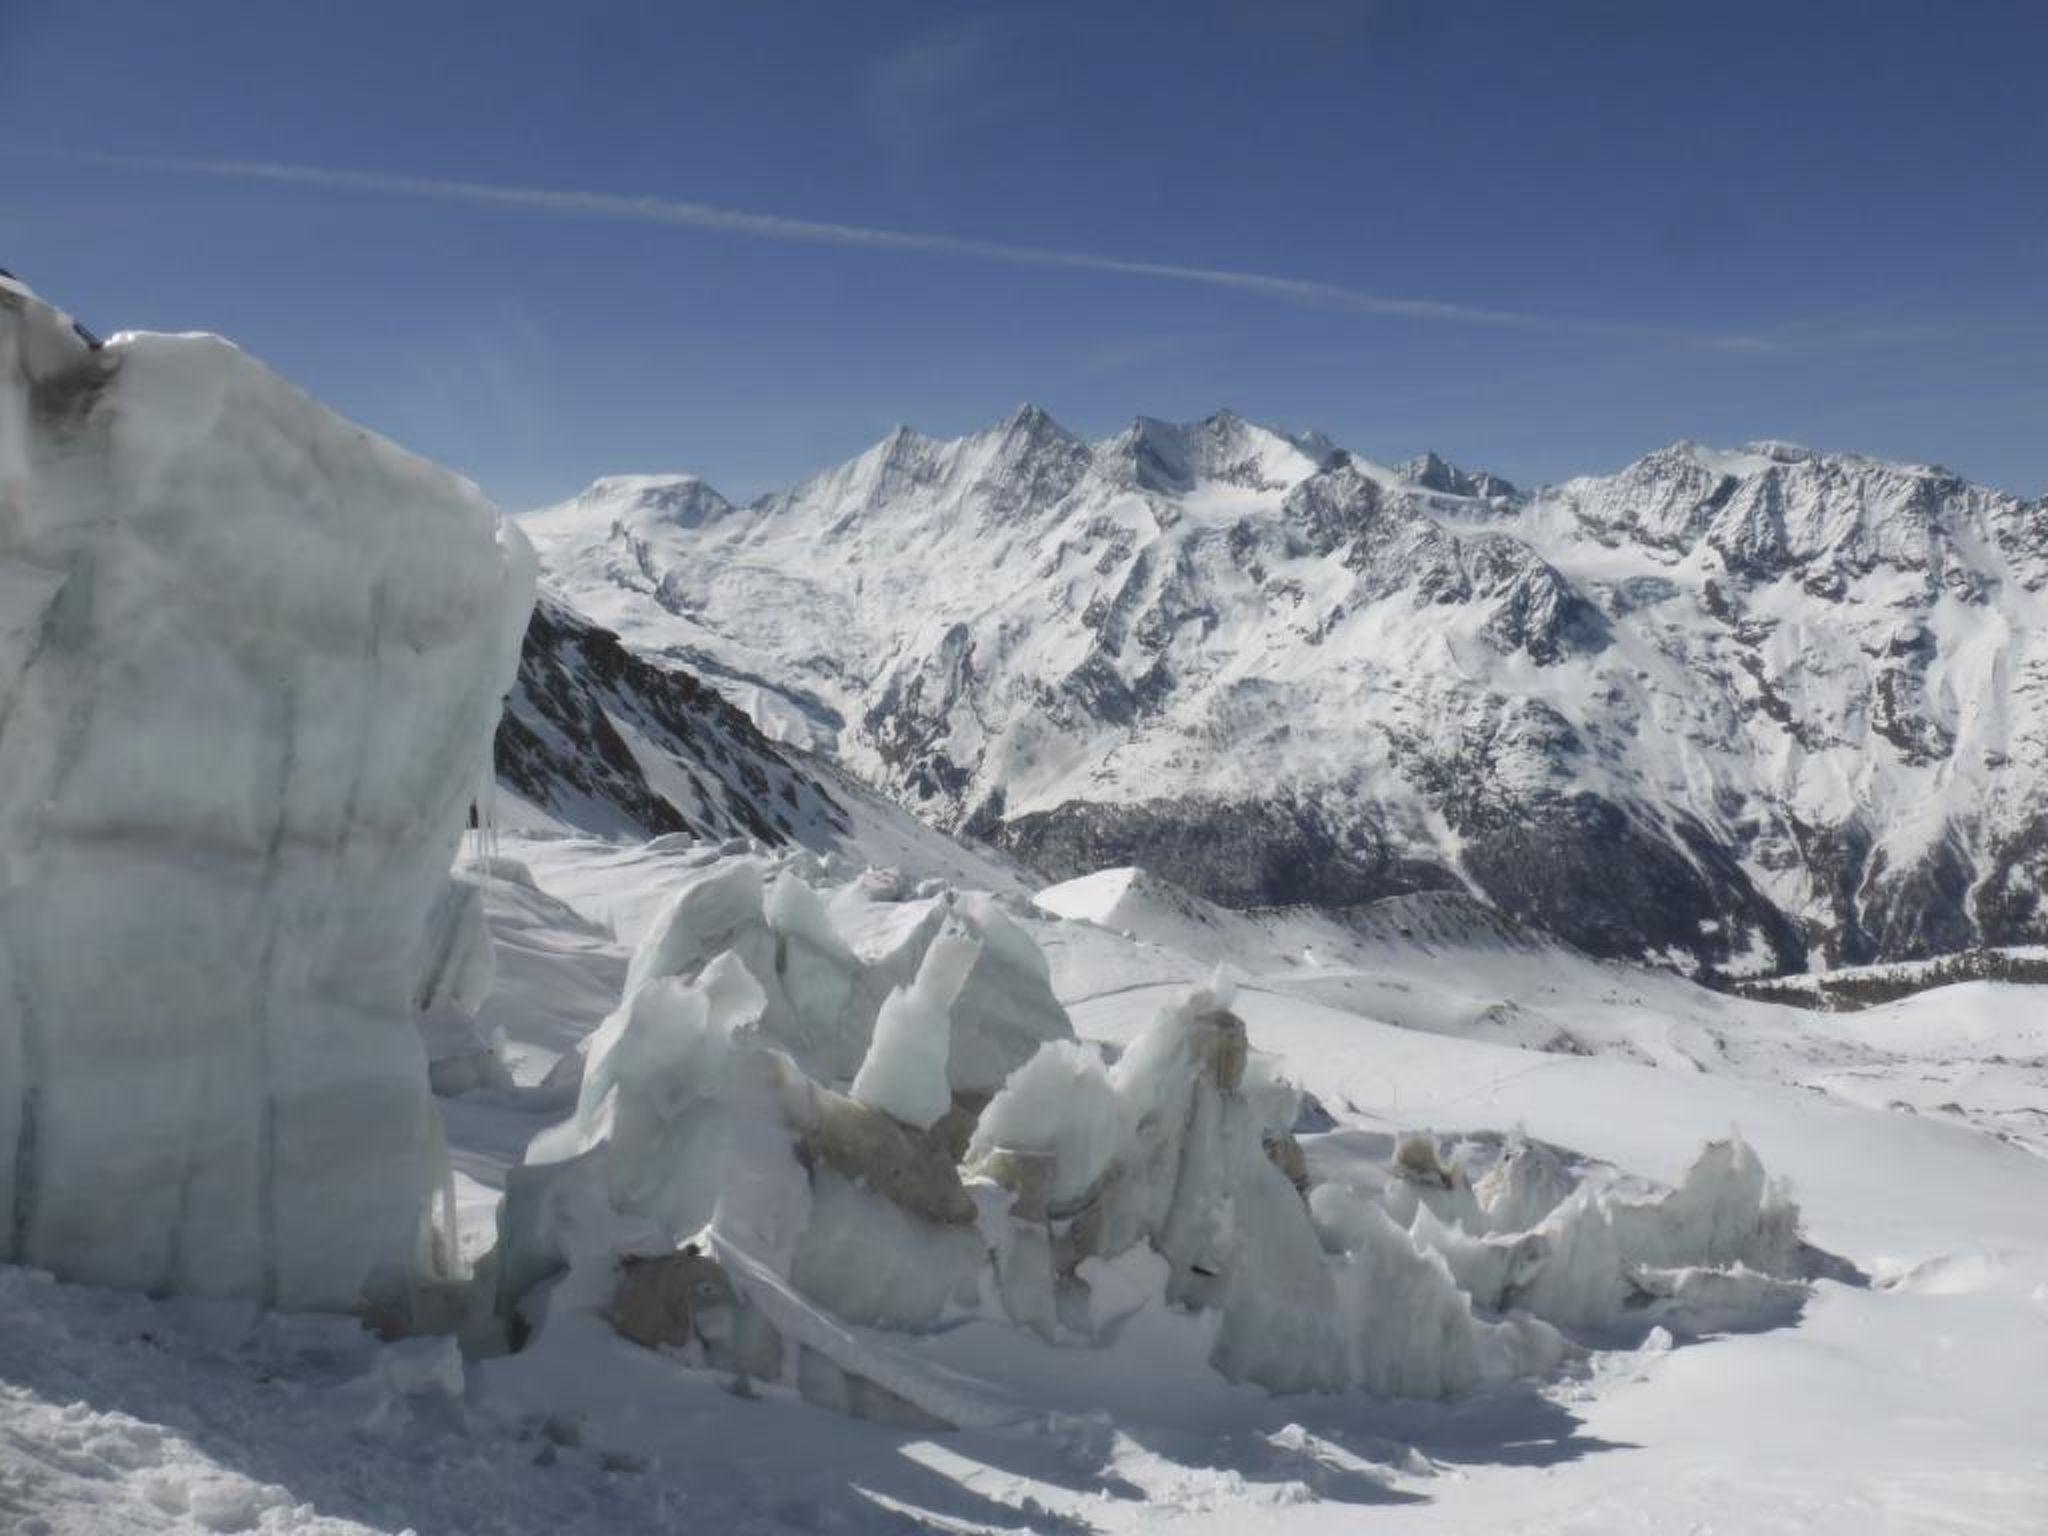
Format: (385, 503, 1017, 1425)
(1786, 816, 1877, 967)
(496, 596, 847, 844)
(1974, 813, 2048, 944)
(999, 797, 1460, 910)
(1452, 794, 1806, 974)
(1869, 666, 1955, 764)
(1860, 831, 1981, 961)
(1285, 464, 1604, 664)
(1400, 451, 1520, 502)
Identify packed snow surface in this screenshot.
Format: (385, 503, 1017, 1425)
(0, 279, 534, 1310)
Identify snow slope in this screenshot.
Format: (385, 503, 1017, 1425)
(0, 276, 533, 1311)
(530, 411, 2048, 974)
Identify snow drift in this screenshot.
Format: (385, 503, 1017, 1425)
(499, 852, 1822, 1421)
(0, 278, 535, 1310)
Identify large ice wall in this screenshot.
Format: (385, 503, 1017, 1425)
(0, 278, 535, 1310)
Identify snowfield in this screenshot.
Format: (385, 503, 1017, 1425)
(8, 828, 2042, 1534)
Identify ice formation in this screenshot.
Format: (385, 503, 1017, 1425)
(418, 871, 515, 1096)
(498, 853, 1823, 1421)
(0, 278, 535, 1310)
(613, 852, 1071, 1098)
(849, 918, 981, 1131)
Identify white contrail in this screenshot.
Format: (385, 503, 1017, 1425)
(27, 146, 1769, 350)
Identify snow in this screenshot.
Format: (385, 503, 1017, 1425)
(417, 874, 513, 1097)
(0, 281, 534, 1312)
(603, 849, 1072, 1105)
(3, 288, 2045, 1531)
(967, 1040, 1126, 1206)
(5, 823, 2047, 1531)
(528, 404, 2048, 971)
(848, 918, 980, 1130)
(1676, 439, 1783, 479)
(489, 847, 1833, 1432)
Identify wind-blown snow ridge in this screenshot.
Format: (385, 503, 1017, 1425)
(530, 407, 2048, 975)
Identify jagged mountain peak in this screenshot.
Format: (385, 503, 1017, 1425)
(1399, 450, 1522, 502)
(1631, 437, 1965, 489)
(1741, 439, 1817, 466)
(662, 405, 1354, 524)
(755, 422, 949, 523)
(1103, 414, 1199, 492)
(997, 400, 1074, 440)
(1559, 438, 2033, 591)
(530, 420, 2048, 978)
(736, 407, 1097, 531)
(979, 401, 1088, 468)
(1102, 409, 1339, 495)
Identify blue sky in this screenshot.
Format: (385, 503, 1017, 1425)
(4, 1, 2044, 507)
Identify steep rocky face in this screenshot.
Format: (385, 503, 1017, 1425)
(527, 411, 2048, 977)
(1000, 795, 1456, 911)
(497, 596, 848, 847)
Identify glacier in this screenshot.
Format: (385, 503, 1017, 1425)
(495, 848, 1820, 1420)
(0, 276, 534, 1311)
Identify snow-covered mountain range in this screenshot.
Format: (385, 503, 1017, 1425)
(527, 410, 2048, 976)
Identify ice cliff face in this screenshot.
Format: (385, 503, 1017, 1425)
(532, 409, 2048, 975)
(0, 278, 534, 1309)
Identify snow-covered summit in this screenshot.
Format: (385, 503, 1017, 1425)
(580, 473, 735, 529)
(1559, 437, 2018, 580)
(530, 408, 2048, 974)
(1098, 409, 1338, 494)
(1399, 449, 1521, 503)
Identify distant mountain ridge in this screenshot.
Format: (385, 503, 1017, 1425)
(524, 407, 2048, 976)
